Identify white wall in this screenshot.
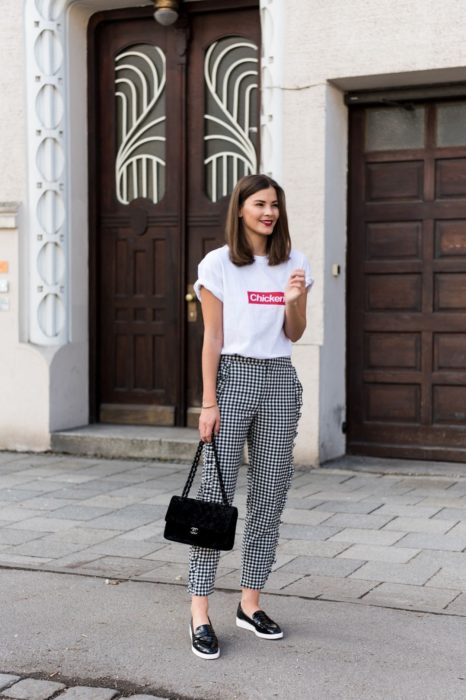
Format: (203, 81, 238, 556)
(0, 3, 51, 451)
(286, 0, 466, 463)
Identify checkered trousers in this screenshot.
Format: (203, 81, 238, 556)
(188, 354, 303, 596)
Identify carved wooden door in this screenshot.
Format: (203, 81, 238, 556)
(348, 100, 466, 461)
(89, 2, 260, 426)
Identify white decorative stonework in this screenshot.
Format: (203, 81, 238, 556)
(26, 0, 68, 345)
(204, 37, 259, 201)
(115, 45, 167, 205)
(259, 0, 283, 181)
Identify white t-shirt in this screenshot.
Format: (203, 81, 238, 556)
(194, 245, 313, 359)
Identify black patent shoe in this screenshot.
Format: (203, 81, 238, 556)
(236, 603, 283, 639)
(189, 618, 220, 659)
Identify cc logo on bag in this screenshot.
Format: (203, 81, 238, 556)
(190, 527, 199, 535)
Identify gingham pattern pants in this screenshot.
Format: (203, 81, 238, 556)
(188, 354, 303, 596)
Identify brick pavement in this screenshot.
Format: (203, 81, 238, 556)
(0, 451, 466, 616)
(0, 673, 167, 699)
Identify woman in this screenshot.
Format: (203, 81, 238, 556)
(189, 173, 313, 659)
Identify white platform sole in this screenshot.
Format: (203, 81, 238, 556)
(189, 624, 220, 659)
(236, 617, 283, 639)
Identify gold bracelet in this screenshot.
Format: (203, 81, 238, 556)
(201, 403, 218, 409)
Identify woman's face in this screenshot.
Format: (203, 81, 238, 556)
(239, 186, 279, 242)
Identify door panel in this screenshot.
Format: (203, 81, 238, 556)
(93, 16, 181, 426)
(89, 3, 260, 427)
(348, 101, 466, 461)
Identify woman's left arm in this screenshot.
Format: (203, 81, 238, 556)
(283, 268, 308, 342)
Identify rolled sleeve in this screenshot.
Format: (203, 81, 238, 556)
(194, 253, 224, 302)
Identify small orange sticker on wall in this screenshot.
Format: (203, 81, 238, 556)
(0, 261, 9, 274)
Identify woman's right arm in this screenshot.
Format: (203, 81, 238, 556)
(199, 288, 223, 443)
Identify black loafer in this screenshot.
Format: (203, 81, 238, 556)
(189, 618, 220, 659)
(236, 603, 283, 639)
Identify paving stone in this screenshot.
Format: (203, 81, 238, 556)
(447, 521, 466, 536)
(49, 527, 119, 544)
(133, 492, 174, 506)
(320, 512, 395, 529)
(75, 555, 159, 577)
(119, 523, 166, 541)
(373, 494, 425, 505)
(277, 539, 349, 558)
(312, 499, 385, 514)
(280, 507, 334, 525)
(14, 480, 72, 494)
(374, 504, 442, 518)
(0, 489, 46, 502)
(7, 517, 82, 532)
(0, 507, 45, 522)
(395, 532, 466, 551)
(15, 497, 74, 511)
(86, 539, 165, 558)
(337, 544, 420, 564)
(382, 516, 458, 534)
(0, 528, 43, 545)
(349, 559, 440, 586)
(81, 511, 157, 531)
(50, 505, 114, 521)
(276, 555, 365, 577)
(1, 678, 65, 699)
(43, 551, 103, 570)
(2, 538, 87, 559)
(305, 490, 369, 502)
(56, 686, 118, 699)
(0, 675, 20, 692)
(278, 524, 341, 541)
(0, 553, 52, 566)
(410, 549, 466, 568)
(80, 494, 145, 508)
(144, 543, 202, 564)
(394, 477, 456, 491)
(280, 574, 377, 600)
(329, 528, 405, 546)
(361, 582, 460, 611)
(263, 571, 306, 591)
(49, 487, 121, 501)
(425, 569, 466, 591)
(432, 507, 466, 521)
(444, 592, 466, 614)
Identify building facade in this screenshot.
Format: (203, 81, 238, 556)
(1, 0, 466, 464)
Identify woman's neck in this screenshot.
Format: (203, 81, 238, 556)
(246, 234, 267, 256)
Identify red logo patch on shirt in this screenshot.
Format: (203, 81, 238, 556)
(247, 291, 285, 306)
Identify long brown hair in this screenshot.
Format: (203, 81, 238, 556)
(225, 174, 291, 266)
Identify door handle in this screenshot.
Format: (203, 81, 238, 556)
(186, 285, 198, 322)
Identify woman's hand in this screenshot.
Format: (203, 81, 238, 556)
(283, 268, 308, 342)
(199, 406, 220, 443)
(284, 268, 306, 305)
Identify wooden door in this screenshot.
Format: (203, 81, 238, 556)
(89, 2, 260, 427)
(348, 100, 466, 462)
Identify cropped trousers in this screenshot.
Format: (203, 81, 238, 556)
(188, 354, 303, 597)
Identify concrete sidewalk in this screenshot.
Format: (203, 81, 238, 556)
(0, 450, 465, 617)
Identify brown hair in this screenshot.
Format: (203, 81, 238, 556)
(225, 174, 291, 266)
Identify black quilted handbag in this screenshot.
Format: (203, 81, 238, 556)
(163, 437, 238, 550)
